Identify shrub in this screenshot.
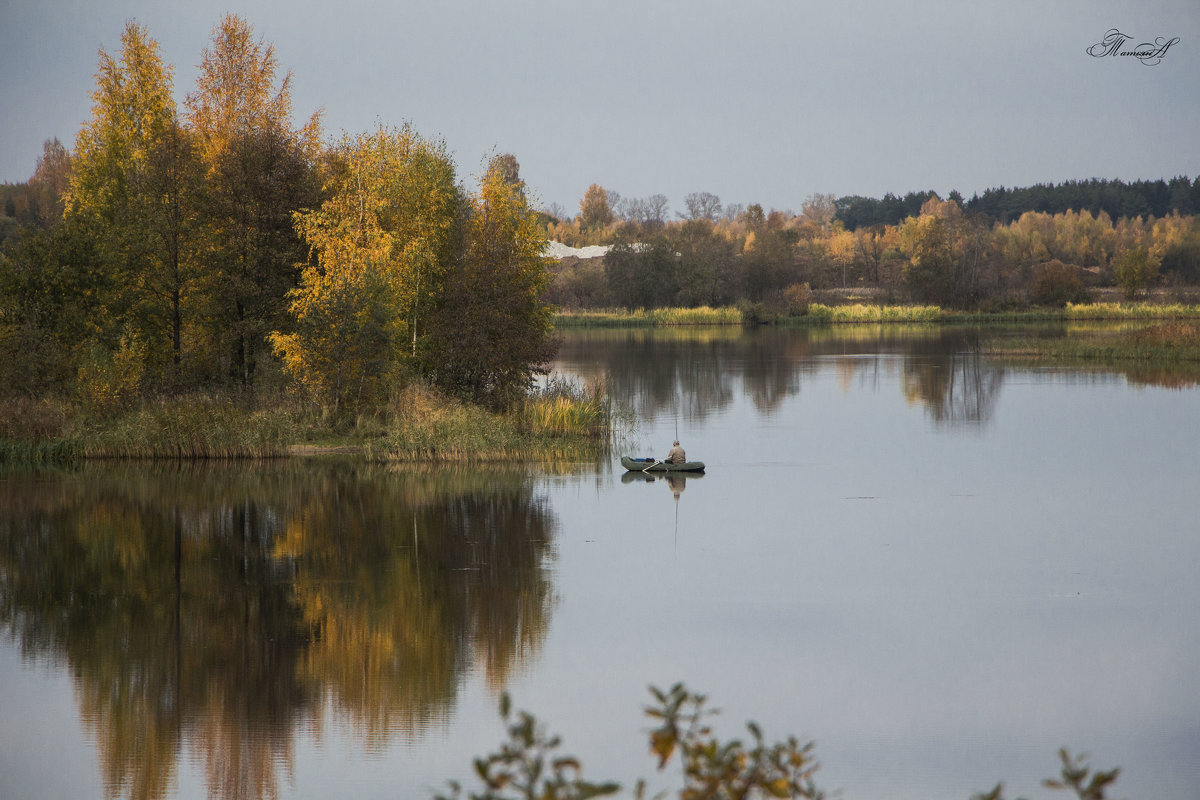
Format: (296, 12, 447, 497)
(75, 332, 146, 415)
(1031, 260, 1091, 307)
(783, 282, 813, 315)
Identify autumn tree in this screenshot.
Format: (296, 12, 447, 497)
(67, 21, 199, 385)
(797, 193, 837, 239)
(642, 193, 671, 229)
(742, 203, 766, 229)
(1030, 260, 1090, 307)
(185, 14, 322, 386)
(682, 191, 722, 221)
(742, 225, 802, 301)
(1113, 246, 1160, 299)
(671, 218, 739, 306)
(26, 139, 72, 226)
(422, 155, 558, 408)
(605, 237, 678, 309)
(0, 217, 107, 395)
(579, 183, 613, 229)
(827, 225, 858, 287)
(272, 125, 458, 413)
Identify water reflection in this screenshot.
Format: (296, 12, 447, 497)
(0, 461, 556, 800)
(620, 470, 704, 499)
(901, 333, 1005, 425)
(556, 326, 1008, 427)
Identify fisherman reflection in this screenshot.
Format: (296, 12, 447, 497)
(665, 474, 686, 498)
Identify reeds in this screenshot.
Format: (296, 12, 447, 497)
(802, 303, 944, 323)
(1064, 302, 1200, 320)
(76, 396, 295, 459)
(376, 380, 616, 463)
(555, 306, 742, 327)
(522, 378, 613, 437)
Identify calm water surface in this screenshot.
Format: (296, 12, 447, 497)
(2, 326, 1198, 800)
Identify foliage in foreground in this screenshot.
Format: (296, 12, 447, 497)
(972, 749, 1121, 800)
(436, 684, 1120, 800)
(435, 684, 823, 800)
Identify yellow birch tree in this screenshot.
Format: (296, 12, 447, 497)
(272, 125, 458, 413)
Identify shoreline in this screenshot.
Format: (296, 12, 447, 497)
(554, 298, 1200, 328)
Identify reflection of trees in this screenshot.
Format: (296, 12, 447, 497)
(554, 328, 815, 419)
(0, 465, 309, 800)
(901, 331, 1005, 425)
(0, 462, 555, 800)
(277, 468, 556, 745)
(554, 327, 1009, 429)
(740, 330, 815, 412)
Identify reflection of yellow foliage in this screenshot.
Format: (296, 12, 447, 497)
(192, 693, 294, 800)
(0, 463, 557, 799)
(78, 673, 180, 800)
(294, 553, 459, 747)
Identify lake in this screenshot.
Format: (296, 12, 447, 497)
(1, 325, 1198, 800)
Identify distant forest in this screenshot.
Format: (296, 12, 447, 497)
(835, 176, 1200, 230)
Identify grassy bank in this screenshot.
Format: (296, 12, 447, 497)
(555, 301, 1200, 328)
(554, 306, 741, 327)
(374, 380, 618, 463)
(0, 380, 618, 466)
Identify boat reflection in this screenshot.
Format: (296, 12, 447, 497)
(620, 469, 704, 498)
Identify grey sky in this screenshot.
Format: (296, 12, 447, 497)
(2, 0, 1197, 215)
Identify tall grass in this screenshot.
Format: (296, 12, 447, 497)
(522, 378, 614, 437)
(1064, 302, 1200, 320)
(802, 303, 944, 323)
(377, 381, 617, 463)
(77, 396, 295, 459)
(555, 306, 741, 327)
(0, 394, 295, 463)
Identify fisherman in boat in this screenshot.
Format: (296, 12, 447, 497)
(667, 440, 686, 464)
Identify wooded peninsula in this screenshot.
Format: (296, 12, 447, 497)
(2, 14, 1198, 463)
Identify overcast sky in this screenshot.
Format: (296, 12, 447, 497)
(2, 0, 1197, 215)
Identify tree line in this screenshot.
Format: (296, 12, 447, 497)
(545, 184, 1200, 311)
(0, 16, 554, 412)
(836, 176, 1200, 230)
